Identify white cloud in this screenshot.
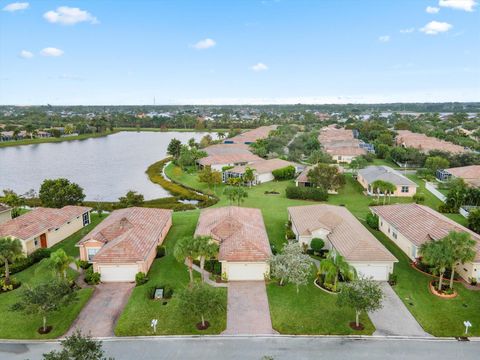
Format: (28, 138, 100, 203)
(250, 62, 268, 71)
(439, 0, 477, 12)
(400, 28, 415, 34)
(426, 6, 440, 13)
(2, 2, 29, 12)
(43, 6, 98, 25)
(19, 50, 33, 58)
(378, 35, 391, 42)
(40, 47, 64, 57)
(420, 21, 453, 35)
(191, 38, 216, 50)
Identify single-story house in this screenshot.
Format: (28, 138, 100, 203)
(358, 165, 417, 197)
(436, 165, 480, 188)
(295, 165, 344, 188)
(197, 153, 263, 172)
(223, 158, 300, 185)
(194, 206, 272, 281)
(223, 125, 277, 144)
(0, 204, 12, 225)
(370, 203, 480, 282)
(395, 130, 466, 154)
(0, 206, 92, 255)
(288, 204, 397, 281)
(325, 146, 367, 164)
(77, 207, 172, 282)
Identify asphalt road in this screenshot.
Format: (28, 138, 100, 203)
(1, 336, 479, 360)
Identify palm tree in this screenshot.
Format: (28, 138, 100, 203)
(383, 181, 396, 204)
(0, 237, 24, 285)
(195, 236, 219, 282)
(242, 167, 255, 187)
(174, 237, 200, 284)
(318, 250, 357, 292)
(371, 180, 384, 203)
(443, 231, 476, 289)
(49, 249, 75, 280)
(420, 239, 450, 292)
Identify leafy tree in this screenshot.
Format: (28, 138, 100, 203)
(307, 164, 345, 192)
(318, 250, 357, 292)
(223, 186, 248, 206)
(375, 144, 391, 159)
(420, 239, 450, 291)
(118, 190, 144, 207)
(348, 158, 368, 175)
(43, 330, 114, 360)
(0, 237, 24, 285)
(167, 138, 182, 159)
(425, 156, 449, 175)
(174, 236, 200, 283)
(2, 189, 25, 218)
(337, 277, 383, 328)
(12, 280, 76, 333)
(306, 149, 332, 164)
(48, 249, 75, 280)
(310, 238, 325, 253)
(199, 134, 213, 148)
(177, 281, 225, 329)
(467, 208, 480, 234)
(443, 231, 476, 289)
(198, 166, 222, 190)
(177, 145, 207, 169)
(371, 180, 396, 204)
(39, 179, 85, 208)
(195, 236, 219, 282)
(272, 165, 296, 180)
(242, 167, 255, 187)
(366, 213, 379, 230)
(441, 178, 467, 213)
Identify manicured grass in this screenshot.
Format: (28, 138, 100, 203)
(0, 131, 116, 148)
(115, 211, 227, 336)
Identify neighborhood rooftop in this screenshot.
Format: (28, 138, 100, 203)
(77, 207, 172, 263)
(0, 206, 91, 241)
(288, 204, 397, 263)
(370, 203, 480, 261)
(227, 158, 295, 175)
(395, 130, 466, 154)
(444, 165, 480, 188)
(358, 166, 417, 186)
(194, 206, 271, 262)
(226, 125, 277, 144)
(197, 152, 263, 166)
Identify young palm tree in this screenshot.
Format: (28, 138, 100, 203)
(371, 180, 384, 203)
(0, 237, 24, 285)
(318, 250, 357, 292)
(420, 239, 450, 291)
(443, 231, 476, 289)
(174, 237, 200, 284)
(49, 249, 75, 280)
(242, 167, 255, 187)
(383, 181, 396, 204)
(195, 236, 219, 282)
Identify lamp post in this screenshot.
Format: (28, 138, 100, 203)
(151, 319, 158, 334)
(463, 320, 472, 335)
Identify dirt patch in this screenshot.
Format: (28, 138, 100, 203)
(38, 326, 53, 334)
(196, 321, 210, 330)
(349, 322, 365, 331)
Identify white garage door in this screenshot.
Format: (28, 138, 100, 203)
(227, 262, 267, 281)
(353, 264, 389, 281)
(98, 264, 139, 282)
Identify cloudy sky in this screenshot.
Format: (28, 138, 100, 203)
(1, 0, 479, 105)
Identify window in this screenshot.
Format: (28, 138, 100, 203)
(87, 248, 99, 262)
(34, 239, 39, 247)
(82, 212, 90, 226)
(401, 186, 409, 193)
(392, 229, 398, 239)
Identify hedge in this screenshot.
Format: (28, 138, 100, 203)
(0, 248, 51, 276)
(285, 185, 328, 201)
(272, 165, 296, 180)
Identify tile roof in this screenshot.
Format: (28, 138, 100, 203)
(445, 165, 480, 188)
(197, 153, 263, 166)
(78, 207, 172, 263)
(227, 158, 295, 175)
(296, 165, 344, 184)
(288, 204, 397, 262)
(226, 125, 277, 144)
(358, 166, 417, 186)
(395, 130, 466, 154)
(325, 146, 367, 156)
(194, 206, 272, 262)
(0, 206, 91, 241)
(370, 203, 480, 261)
(318, 125, 367, 158)
(204, 143, 252, 156)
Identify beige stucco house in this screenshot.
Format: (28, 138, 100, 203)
(224, 158, 300, 185)
(358, 165, 417, 197)
(0, 206, 91, 255)
(288, 204, 397, 281)
(194, 206, 272, 281)
(371, 203, 480, 282)
(0, 204, 12, 225)
(77, 207, 172, 282)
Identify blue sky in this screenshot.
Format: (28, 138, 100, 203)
(0, 0, 479, 105)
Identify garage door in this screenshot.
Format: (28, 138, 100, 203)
(227, 262, 267, 281)
(353, 264, 389, 281)
(98, 264, 139, 282)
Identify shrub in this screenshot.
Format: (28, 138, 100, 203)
(135, 272, 148, 286)
(469, 277, 477, 286)
(270, 244, 278, 255)
(388, 273, 398, 286)
(84, 267, 101, 285)
(0, 248, 52, 276)
(76, 260, 91, 270)
(310, 238, 325, 252)
(204, 260, 222, 275)
(285, 185, 328, 201)
(413, 193, 425, 204)
(156, 245, 166, 258)
(29, 248, 52, 262)
(0, 277, 21, 292)
(285, 228, 296, 240)
(148, 285, 174, 300)
(272, 165, 296, 180)
(366, 213, 379, 230)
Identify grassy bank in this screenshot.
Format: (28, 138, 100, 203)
(0, 131, 117, 148)
(116, 127, 229, 133)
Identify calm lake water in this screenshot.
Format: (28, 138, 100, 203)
(0, 131, 213, 201)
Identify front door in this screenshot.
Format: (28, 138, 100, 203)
(40, 233, 47, 248)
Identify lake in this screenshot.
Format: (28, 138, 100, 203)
(0, 131, 214, 201)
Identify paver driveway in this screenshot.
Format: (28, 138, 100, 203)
(223, 281, 276, 335)
(368, 282, 431, 337)
(66, 283, 134, 337)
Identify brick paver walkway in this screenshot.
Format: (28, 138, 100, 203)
(222, 281, 276, 335)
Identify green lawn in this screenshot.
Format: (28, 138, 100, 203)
(115, 211, 227, 336)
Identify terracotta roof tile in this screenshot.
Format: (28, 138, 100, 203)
(395, 130, 466, 154)
(445, 165, 480, 187)
(228, 158, 296, 175)
(226, 125, 277, 144)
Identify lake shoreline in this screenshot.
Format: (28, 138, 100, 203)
(0, 131, 117, 148)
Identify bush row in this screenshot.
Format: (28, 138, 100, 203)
(0, 248, 51, 276)
(285, 185, 328, 201)
(272, 165, 296, 180)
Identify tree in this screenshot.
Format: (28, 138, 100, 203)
(318, 250, 357, 292)
(442, 178, 467, 213)
(198, 166, 222, 190)
(467, 208, 480, 234)
(443, 231, 476, 289)
(348, 158, 368, 175)
(48, 249, 75, 280)
(0, 237, 24, 285)
(2, 189, 25, 218)
(382, 181, 396, 204)
(307, 164, 345, 192)
(223, 186, 248, 206)
(195, 236, 219, 282)
(12, 280, 76, 333)
(177, 282, 225, 329)
(167, 138, 182, 159)
(337, 277, 383, 328)
(199, 134, 213, 148)
(425, 156, 449, 175)
(174, 236, 200, 283)
(118, 190, 144, 207)
(39, 178, 85, 208)
(43, 330, 114, 360)
(242, 167, 255, 187)
(420, 239, 450, 291)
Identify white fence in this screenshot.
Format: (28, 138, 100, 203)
(425, 182, 446, 202)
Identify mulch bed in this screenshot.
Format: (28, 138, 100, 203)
(196, 321, 210, 330)
(429, 281, 457, 299)
(38, 326, 53, 334)
(349, 322, 365, 331)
